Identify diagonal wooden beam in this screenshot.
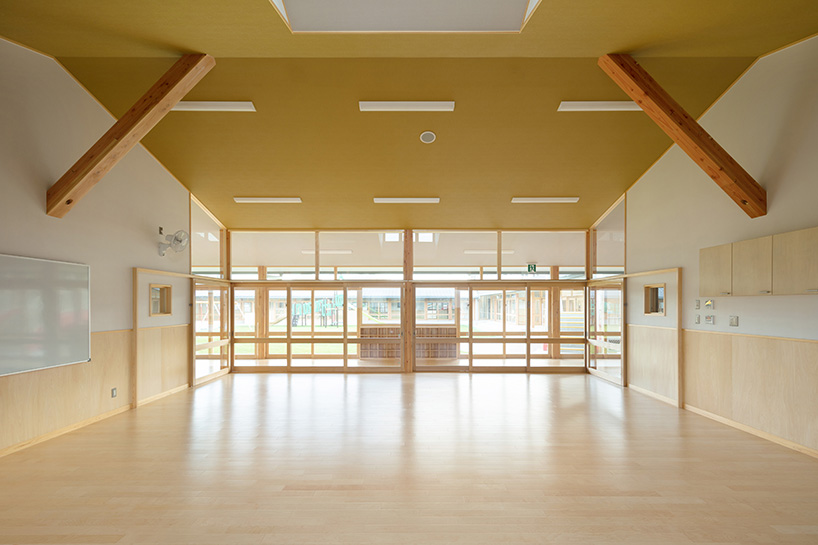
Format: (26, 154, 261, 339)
(598, 53, 767, 218)
(46, 53, 216, 218)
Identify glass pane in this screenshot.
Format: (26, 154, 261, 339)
(231, 266, 261, 281)
(413, 267, 482, 281)
(416, 340, 468, 368)
(350, 340, 401, 368)
(291, 343, 344, 367)
(191, 199, 223, 279)
(234, 341, 260, 359)
(291, 290, 312, 336)
(195, 345, 227, 379)
(458, 289, 470, 337)
(593, 198, 625, 279)
(231, 232, 315, 280)
(472, 290, 503, 334)
(267, 267, 315, 281)
(501, 231, 585, 279)
(532, 343, 585, 367)
(234, 289, 258, 337)
(590, 285, 622, 334)
(347, 289, 359, 337)
(194, 284, 227, 337)
(313, 289, 344, 335)
(505, 289, 526, 334)
(590, 335, 622, 378)
(361, 287, 401, 325)
(416, 287, 456, 326)
(268, 290, 288, 336)
(336, 267, 403, 281)
(530, 289, 549, 335)
(558, 267, 587, 280)
(559, 289, 585, 336)
(319, 231, 404, 279)
(234, 343, 288, 368)
(472, 342, 526, 367)
(414, 231, 498, 279)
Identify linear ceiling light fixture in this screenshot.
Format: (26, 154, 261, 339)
(557, 101, 641, 112)
(233, 197, 302, 204)
(373, 197, 440, 204)
(511, 197, 580, 204)
(172, 101, 256, 112)
(359, 101, 455, 112)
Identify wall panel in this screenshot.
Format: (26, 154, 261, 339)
(627, 325, 678, 403)
(683, 330, 732, 417)
(137, 324, 190, 403)
(0, 330, 132, 454)
(683, 330, 818, 453)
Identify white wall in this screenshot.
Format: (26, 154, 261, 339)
(626, 36, 818, 340)
(0, 38, 191, 332)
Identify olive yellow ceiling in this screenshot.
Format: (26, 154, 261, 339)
(2, 0, 817, 58)
(2, 1, 817, 229)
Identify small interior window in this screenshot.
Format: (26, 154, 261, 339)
(150, 284, 172, 316)
(644, 283, 666, 316)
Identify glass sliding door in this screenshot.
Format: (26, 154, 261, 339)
(472, 287, 526, 368)
(588, 281, 624, 383)
(348, 287, 402, 368)
(414, 286, 469, 369)
(291, 288, 345, 367)
(193, 280, 230, 382)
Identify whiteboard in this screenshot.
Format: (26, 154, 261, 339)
(0, 253, 90, 377)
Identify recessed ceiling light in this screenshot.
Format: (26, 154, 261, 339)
(511, 197, 580, 204)
(301, 249, 353, 255)
(420, 131, 437, 144)
(233, 197, 302, 203)
(172, 101, 256, 112)
(463, 250, 515, 255)
(374, 197, 440, 204)
(557, 101, 641, 112)
(359, 101, 455, 112)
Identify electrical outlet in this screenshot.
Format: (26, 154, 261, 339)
(111, 387, 117, 398)
(729, 316, 739, 327)
(695, 314, 701, 324)
(695, 299, 700, 310)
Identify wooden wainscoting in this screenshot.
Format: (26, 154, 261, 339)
(626, 325, 679, 405)
(137, 324, 190, 405)
(0, 329, 132, 456)
(683, 330, 818, 456)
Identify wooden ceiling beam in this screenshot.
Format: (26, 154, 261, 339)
(598, 53, 767, 218)
(46, 53, 215, 218)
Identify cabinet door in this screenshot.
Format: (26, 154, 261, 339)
(699, 244, 732, 297)
(732, 236, 772, 296)
(773, 226, 818, 295)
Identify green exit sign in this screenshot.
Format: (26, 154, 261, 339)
(527, 263, 537, 273)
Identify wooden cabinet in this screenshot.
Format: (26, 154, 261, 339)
(732, 236, 772, 296)
(699, 243, 732, 297)
(773, 226, 818, 295)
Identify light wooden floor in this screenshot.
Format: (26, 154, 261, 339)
(2, 374, 818, 544)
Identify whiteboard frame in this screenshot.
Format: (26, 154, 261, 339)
(0, 252, 91, 378)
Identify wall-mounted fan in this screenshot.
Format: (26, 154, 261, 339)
(158, 227, 190, 257)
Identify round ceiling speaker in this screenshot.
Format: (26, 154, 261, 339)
(419, 131, 436, 144)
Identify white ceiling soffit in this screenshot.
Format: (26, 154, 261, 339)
(270, 0, 542, 33)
